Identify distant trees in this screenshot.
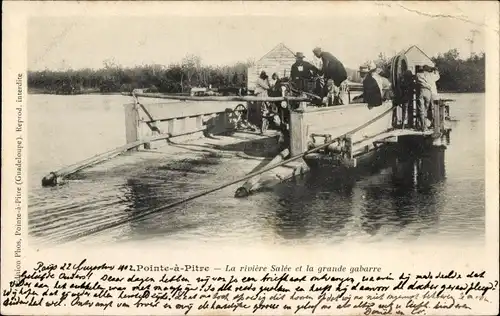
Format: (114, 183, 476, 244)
(28, 49, 484, 94)
(28, 55, 255, 94)
(363, 49, 485, 93)
(432, 49, 485, 92)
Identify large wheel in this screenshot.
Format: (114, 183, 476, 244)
(233, 103, 247, 116)
(390, 53, 409, 105)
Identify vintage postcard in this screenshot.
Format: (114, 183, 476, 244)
(1, 1, 499, 315)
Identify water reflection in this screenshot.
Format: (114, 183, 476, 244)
(359, 146, 446, 238)
(273, 145, 447, 241)
(115, 162, 217, 240)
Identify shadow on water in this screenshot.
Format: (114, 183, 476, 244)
(115, 177, 205, 241)
(359, 145, 445, 237)
(271, 144, 447, 241)
(30, 138, 448, 245)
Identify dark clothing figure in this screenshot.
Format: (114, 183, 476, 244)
(270, 73, 284, 95)
(290, 52, 319, 92)
(400, 70, 415, 103)
(290, 60, 319, 81)
(362, 73, 383, 108)
(314, 50, 347, 87)
(290, 60, 319, 92)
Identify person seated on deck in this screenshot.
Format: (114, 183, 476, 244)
(416, 65, 440, 131)
(355, 62, 393, 109)
(322, 79, 337, 106)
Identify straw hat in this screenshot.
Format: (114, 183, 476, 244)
(359, 65, 370, 74)
(359, 61, 378, 73)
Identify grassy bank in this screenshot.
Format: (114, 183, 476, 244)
(28, 87, 123, 95)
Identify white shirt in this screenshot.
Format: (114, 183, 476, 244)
(417, 71, 440, 93)
(371, 72, 392, 96)
(255, 78, 270, 95)
(429, 71, 440, 99)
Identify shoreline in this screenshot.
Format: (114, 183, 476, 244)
(28, 90, 485, 96)
(28, 90, 124, 96)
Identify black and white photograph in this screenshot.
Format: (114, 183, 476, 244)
(25, 3, 488, 248)
(2, 2, 499, 315)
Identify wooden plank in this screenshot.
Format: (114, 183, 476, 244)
(168, 119, 175, 136)
(130, 92, 310, 102)
(124, 103, 139, 144)
(289, 110, 307, 156)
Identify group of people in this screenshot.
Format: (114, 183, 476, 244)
(356, 61, 440, 132)
(250, 47, 348, 136)
(254, 47, 348, 106)
(252, 47, 441, 133)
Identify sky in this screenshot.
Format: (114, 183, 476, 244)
(27, 2, 491, 71)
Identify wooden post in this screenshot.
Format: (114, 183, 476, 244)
(179, 117, 186, 135)
(439, 103, 445, 131)
(196, 115, 203, 130)
(409, 92, 415, 128)
(124, 103, 139, 146)
(168, 119, 175, 136)
(345, 136, 353, 160)
(433, 101, 441, 135)
(392, 104, 399, 128)
(289, 108, 307, 156)
(342, 135, 356, 168)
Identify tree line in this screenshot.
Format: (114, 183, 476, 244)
(372, 49, 485, 93)
(28, 55, 254, 95)
(28, 48, 485, 95)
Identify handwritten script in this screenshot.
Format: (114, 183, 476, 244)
(2, 261, 498, 315)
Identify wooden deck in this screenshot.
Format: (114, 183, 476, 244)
(66, 130, 308, 197)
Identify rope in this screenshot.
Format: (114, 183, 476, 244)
(64, 103, 396, 242)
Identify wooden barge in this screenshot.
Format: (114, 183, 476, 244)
(41, 51, 453, 201)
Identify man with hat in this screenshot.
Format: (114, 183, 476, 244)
(290, 52, 320, 92)
(313, 47, 348, 105)
(313, 47, 347, 89)
(356, 61, 392, 108)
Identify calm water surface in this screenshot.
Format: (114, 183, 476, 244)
(27, 93, 485, 246)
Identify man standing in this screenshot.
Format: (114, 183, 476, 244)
(255, 71, 270, 97)
(313, 47, 348, 102)
(416, 65, 439, 131)
(290, 52, 320, 91)
(254, 71, 274, 134)
(428, 66, 441, 125)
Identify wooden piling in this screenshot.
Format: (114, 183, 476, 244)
(124, 103, 139, 145)
(234, 148, 290, 197)
(433, 101, 441, 136)
(289, 108, 308, 157)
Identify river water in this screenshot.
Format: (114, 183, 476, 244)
(27, 93, 485, 247)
